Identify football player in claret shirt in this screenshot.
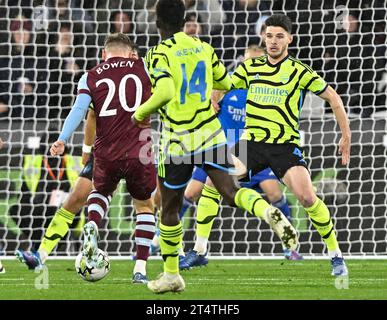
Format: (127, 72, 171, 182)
(132, 0, 298, 293)
(50, 33, 157, 284)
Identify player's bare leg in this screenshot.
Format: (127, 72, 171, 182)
(188, 157, 245, 259)
(206, 166, 298, 251)
(184, 179, 204, 203)
(132, 198, 156, 284)
(150, 178, 200, 257)
(16, 176, 93, 270)
(283, 166, 347, 276)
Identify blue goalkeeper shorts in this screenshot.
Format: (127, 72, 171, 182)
(191, 166, 279, 193)
(191, 166, 208, 183)
(240, 167, 279, 193)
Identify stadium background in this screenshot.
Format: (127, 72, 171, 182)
(0, 0, 386, 258)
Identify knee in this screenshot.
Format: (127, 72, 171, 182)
(297, 192, 316, 208)
(184, 190, 199, 203)
(222, 190, 237, 207)
(160, 208, 180, 226)
(64, 192, 87, 213)
(265, 190, 283, 204)
(160, 197, 181, 223)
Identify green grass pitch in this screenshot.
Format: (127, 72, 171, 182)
(0, 259, 386, 300)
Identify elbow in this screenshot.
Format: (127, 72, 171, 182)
(214, 79, 232, 91)
(158, 78, 175, 105)
(216, 83, 230, 91)
(162, 89, 175, 105)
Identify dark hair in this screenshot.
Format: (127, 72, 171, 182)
(59, 22, 72, 31)
(265, 14, 292, 34)
(185, 11, 202, 23)
(111, 10, 133, 21)
(104, 33, 133, 50)
(110, 10, 133, 33)
(156, 0, 185, 30)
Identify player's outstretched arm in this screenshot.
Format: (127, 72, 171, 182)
(132, 77, 175, 125)
(319, 85, 351, 166)
(82, 108, 96, 165)
(51, 93, 92, 156)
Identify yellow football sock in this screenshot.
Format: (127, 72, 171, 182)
(196, 185, 221, 238)
(235, 188, 270, 219)
(305, 198, 339, 251)
(39, 208, 75, 256)
(159, 222, 183, 274)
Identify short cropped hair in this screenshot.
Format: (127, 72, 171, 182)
(156, 0, 185, 30)
(245, 44, 265, 54)
(104, 33, 133, 50)
(265, 14, 292, 34)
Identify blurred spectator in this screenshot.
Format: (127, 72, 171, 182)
(324, 11, 385, 117)
(183, 12, 210, 43)
(135, 0, 157, 35)
(48, 22, 82, 120)
(46, 0, 97, 70)
(227, 44, 266, 72)
(104, 0, 134, 10)
(47, 0, 94, 33)
(184, 12, 203, 37)
(234, 0, 260, 34)
(0, 16, 48, 119)
(135, 1, 159, 49)
(374, 22, 387, 112)
(220, 0, 269, 66)
(135, 2, 157, 33)
(184, 0, 225, 35)
(110, 11, 134, 35)
(135, 0, 225, 48)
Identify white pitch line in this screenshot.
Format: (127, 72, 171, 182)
(2, 256, 387, 260)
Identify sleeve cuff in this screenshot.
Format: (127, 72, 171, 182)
(78, 89, 91, 96)
(314, 84, 328, 96)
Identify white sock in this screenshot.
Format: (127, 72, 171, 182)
(0, 260, 3, 269)
(133, 259, 146, 275)
(151, 233, 160, 248)
(38, 249, 48, 264)
(88, 220, 99, 231)
(193, 236, 208, 255)
(178, 246, 185, 256)
(328, 249, 343, 258)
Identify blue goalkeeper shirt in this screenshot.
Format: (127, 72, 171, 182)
(218, 88, 279, 189)
(218, 89, 247, 146)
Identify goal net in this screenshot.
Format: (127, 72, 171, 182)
(0, 0, 386, 258)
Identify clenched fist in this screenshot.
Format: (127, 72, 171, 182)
(50, 140, 65, 156)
